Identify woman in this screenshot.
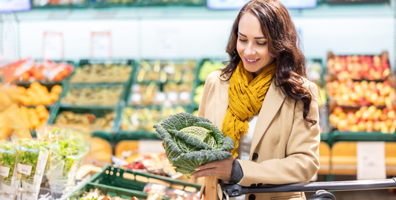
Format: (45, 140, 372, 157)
(190, 0, 320, 199)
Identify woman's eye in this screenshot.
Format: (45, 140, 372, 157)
(239, 39, 247, 42)
(257, 42, 267, 46)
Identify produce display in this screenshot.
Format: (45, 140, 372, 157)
(55, 111, 115, 131)
(12, 59, 73, 82)
(154, 113, 234, 177)
(327, 80, 395, 107)
(78, 188, 133, 200)
(198, 60, 225, 82)
(327, 54, 390, 80)
(144, 183, 200, 200)
(0, 142, 18, 200)
(121, 106, 186, 132)
(193, 85, 204, 105)
(124, 153, 178, 177)
(19, 105, 50, 130)
(330, 106, 396, 133)
(61, 85, 123, 107)
(16, 139, 49, 200)
(91, 0, 135, 5)
(16, 83, 62, 106)
(306, 60, 323, 84)
(70, 63, 132, 83)
(136, 60, 196, 83)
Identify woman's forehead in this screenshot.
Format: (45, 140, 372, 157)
(238, 12, 265, 38)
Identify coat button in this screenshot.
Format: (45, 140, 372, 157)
(252, 153, 258, 161)
(249, 194, 256, 200)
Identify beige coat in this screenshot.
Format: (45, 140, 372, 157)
(198, 70, 320, 200)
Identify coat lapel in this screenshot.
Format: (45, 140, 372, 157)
(250, 79, 286, 155)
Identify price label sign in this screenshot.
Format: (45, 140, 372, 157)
(0, 166, 10, 177)
(43, 32, 64, 60)
(17, 164, 32, 176)
(357, 142, 386, 180)
(91, 31, 112, 59)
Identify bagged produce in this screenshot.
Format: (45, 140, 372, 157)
(16, 139, 49, 200)
(39, 127, 89, 199)
(0, 141, 19, 200)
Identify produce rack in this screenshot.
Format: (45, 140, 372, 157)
(67, 165, 201, 200)
(30, 0, 89, 8)
(324, 0, 389, 4)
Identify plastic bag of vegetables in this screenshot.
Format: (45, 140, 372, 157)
(39, 126, 89, 199)
(16, 139, 49, 200)
(153, 113, 234, 178)
(0, 141, 19, 200)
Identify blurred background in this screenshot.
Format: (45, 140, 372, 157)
(1, 0, 396, 200)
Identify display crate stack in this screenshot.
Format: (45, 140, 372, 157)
(322, 51, 396, 180)
(48, 59, 136, 144)
(116, 59, 197, 142)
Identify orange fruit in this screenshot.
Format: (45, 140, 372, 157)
(51, 85, 62, 95)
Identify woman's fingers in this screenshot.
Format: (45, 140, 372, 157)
(190, 168, 217, 179)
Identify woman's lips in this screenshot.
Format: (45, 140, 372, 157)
(244, 57, 260, 64)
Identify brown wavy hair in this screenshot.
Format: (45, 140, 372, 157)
(221, 0, 317, 125)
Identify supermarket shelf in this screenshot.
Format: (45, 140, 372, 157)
(332, 130, 396, 142)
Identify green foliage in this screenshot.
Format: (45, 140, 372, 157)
(154, 113, 234, 177)
(17, 139, 49, 182)
(0, 142, 17, 185)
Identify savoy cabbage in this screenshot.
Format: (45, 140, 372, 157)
(154, 113, 234, 177)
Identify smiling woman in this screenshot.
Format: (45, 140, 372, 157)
(195, 0, 321, 200)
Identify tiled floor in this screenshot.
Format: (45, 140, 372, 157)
(306, 189, 396, 200)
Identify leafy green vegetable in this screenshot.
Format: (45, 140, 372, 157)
(0, 142, 17, 185)
(154, 113, 234, 177)
(16, 139, 49, 183)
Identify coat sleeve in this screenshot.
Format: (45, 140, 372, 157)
(237, 82, 321, 186)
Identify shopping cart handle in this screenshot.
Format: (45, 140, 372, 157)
(222, 178, 396, 197)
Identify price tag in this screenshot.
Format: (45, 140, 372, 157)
(43, 32, 64, 60)
(357, 142, 386, 180)
(0, 166, 10, 177)
(155, 92, 166, 103)
(91, 31, 112, 59)
(17, 164, 32, 176)
(131, 93, 142, 104)
(138, 140, 164, 153)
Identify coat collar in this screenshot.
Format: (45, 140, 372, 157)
(215, 77, 286, 156)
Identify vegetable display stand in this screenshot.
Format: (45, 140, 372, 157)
(90, 0, 147, 7)
(66, 182, 148, 200)
(48, 105, 117, 143)
(89, 165, 201, 193)
(31, 0, 89, 8)
(324, 0, 388, 4)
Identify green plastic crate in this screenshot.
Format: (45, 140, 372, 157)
(31, 0, 89, 8)
(66, 182, 148, 200)
(89, 165, 201, 194)
(90, 0, 146, 7)
(60, 83, 125, 109)
(70, 59, 136, 86)
(48, 105, 117, 142)
(332, 130, 396, 142)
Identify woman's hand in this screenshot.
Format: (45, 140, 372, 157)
(190, 156, 235, 182)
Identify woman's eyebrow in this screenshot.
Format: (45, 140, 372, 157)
(238, 32, 266, 39)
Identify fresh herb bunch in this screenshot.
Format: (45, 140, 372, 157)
(0, 142, 17, 185)
(17, 139, 49, 182)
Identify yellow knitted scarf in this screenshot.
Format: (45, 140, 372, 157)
(222, 61, 277, 158)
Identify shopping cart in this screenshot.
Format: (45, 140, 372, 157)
(221, 178, 396, 200)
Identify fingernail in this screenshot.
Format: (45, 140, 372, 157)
(190, 176, 195, 178)
(195, 168, 199, 170)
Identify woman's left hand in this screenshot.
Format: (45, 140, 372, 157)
(190, 156, 235, 182)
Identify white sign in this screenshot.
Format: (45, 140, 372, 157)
(0, 166, 10, 177)
(138, 140, 165, 154)
(17, 164, 32, 176)
(91, 31, 112, 59)
(43, 32, 64, 60)
(156, 28, 179, 59)
(357, 142, 386, 180)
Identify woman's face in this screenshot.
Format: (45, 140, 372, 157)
(237, 12, 274, 76)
